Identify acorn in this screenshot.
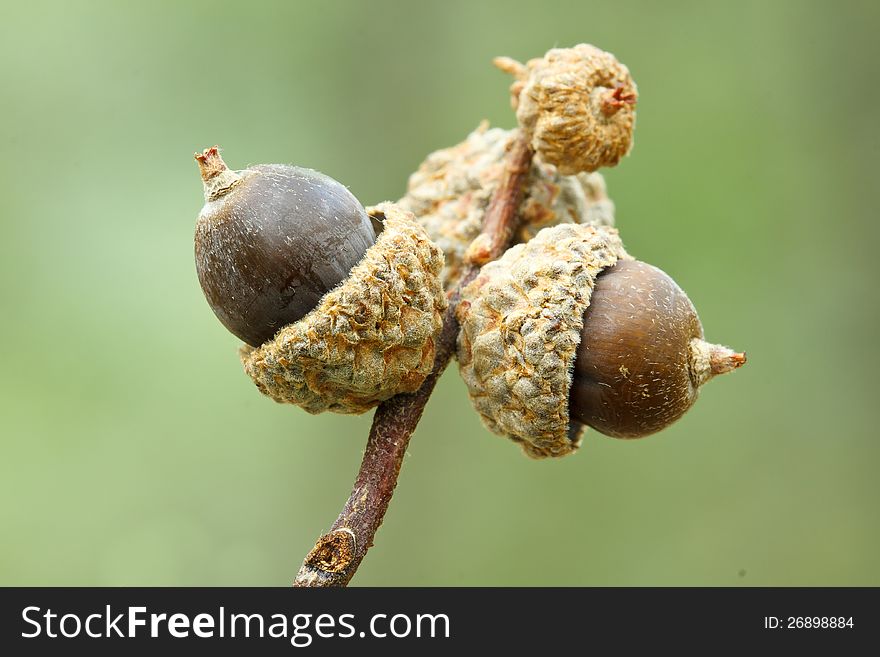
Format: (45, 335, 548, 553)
(194, 147, 447, 415)
(456, 223, 745, 458)
(194, 146, 377, 348)
(569, 259, 746, 438)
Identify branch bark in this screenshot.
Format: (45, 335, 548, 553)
(293, 133, 534, 587)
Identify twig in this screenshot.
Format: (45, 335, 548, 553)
(293, 133, 534, 587)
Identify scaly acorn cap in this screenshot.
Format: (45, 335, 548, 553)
(241, 203, 446, 415)
(457, 223, 629, 458)
(399, 122, 615, 290)
(496, 44, 637, 175)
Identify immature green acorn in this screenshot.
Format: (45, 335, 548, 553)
(194, 147, 447, 415)
(457, 223, 745, 458)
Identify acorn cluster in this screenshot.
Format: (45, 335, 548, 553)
(193, 44, 745, 457)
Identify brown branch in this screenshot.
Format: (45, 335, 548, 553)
(293, 133, 534, 587)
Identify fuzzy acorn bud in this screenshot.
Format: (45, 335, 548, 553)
(194, 146, 376, 347)
(569, 259, 746, 438)
(496, 44, 637, 175)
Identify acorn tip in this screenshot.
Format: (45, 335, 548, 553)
(194, 145, 226, 182)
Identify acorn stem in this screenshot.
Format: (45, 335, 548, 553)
(194, 145, 242, 202)
(689, 338, 747, 387)
(292, 130, 535, 587)
(493, 56, 528, 110)
(493, 55, 527, 79)
(465, 135, 534, 266)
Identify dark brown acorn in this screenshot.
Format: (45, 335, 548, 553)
(194, 147, 376, 347)
(569, 259, 746, 438)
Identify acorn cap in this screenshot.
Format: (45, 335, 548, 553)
(398, 122, 615, 289)
(457, 223, 629, 458)
(496, 44, 637, 175)
(241, 203, 446, 415)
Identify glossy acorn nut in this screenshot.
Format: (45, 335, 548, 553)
(194, 147, 447, 415)
(457, 223, 744, 458)
(194, 146, 376, 348)
(569, 259, 746, 438)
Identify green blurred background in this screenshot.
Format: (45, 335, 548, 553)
(1, 0, 877, 586)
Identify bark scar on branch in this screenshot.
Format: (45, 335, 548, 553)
(293, 132, 534, 587)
